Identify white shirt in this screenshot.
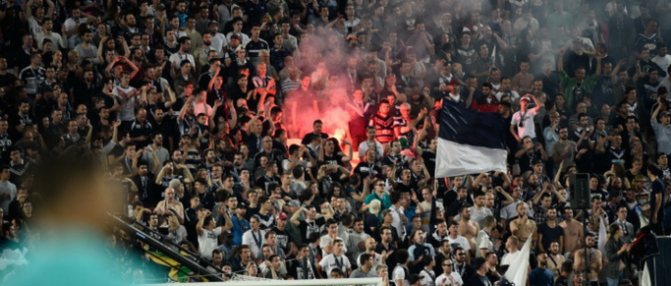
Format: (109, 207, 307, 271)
(168, 52, 196, 69)
(389, 205, 406, 240)
(420, 269, 436, 286)
(392, 264, 410, 286)
(435, 272, 464, 286)
(653, 54, 671, 74)
(0, 181, 17, 213)
(446, 235, 470, 252)
(319, 253, 351, 278)
(211, 32, 228, 58)
(495, 90, 520, 102)
(64, 17, 89, 49)
(501, 201, 534, 219)
(242, 229, 266, 260)
(475, 230, 494, 258)
(500, 250, 521, 266)
(198, 227, 223, 260)
(511, 108, 538, 139)
(319, 235, 348, 257)
(358, 140, 384, 160)
(468, 206, 493, 229)
(34, 30, 66, 51)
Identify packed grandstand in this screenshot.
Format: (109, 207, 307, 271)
(0, 0, 670, 285)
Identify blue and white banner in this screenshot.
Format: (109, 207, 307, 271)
(435, 99, 507, 178)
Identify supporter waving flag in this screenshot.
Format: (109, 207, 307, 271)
(435, 99, 508, 178)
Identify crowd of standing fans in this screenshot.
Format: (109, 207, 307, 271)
(0, 0, 671, 285)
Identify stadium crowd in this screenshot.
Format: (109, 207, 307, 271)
(0, 0, 670, 285)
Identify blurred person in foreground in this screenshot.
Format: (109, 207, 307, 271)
(6, 151, 146, 286)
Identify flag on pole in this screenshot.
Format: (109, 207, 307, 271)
(504, 230, 534, 286)
(435, 98, 508, 178)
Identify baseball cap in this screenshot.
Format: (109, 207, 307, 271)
(208, 20, 218, 26)
(278, 212, 288, 220)
(230, 34, 241, 42)
(520, 96, 531, 102)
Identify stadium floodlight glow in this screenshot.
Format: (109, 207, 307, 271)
(141, 277, 383, 286)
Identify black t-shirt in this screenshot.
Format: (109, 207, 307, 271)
(271, 226, 291, 253)
(469, 274, 493, 286)
(299, 217, 325, 241)
(301, 132, 328, 145)
(651, 178, 665, 220)
(537, 223, 565, 252)
(422, 151, 437, 176)
(353, 162, 382, 178)
(0, 72, 17, 91)
(555, 275, 569, 286)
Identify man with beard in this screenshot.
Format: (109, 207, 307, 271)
(560, 208, 584, 258)
(471, 82, 500, 113)
(510, 203, 536, 244)
(370, 100, 396, 145)
(457, 206, 480, 255)
(447, 187, 472, 221)
(551, 127, 577, 173)
(346, 218, 370, 267)
(546, 241, 566, 278)
(224, 152, 245, 182)
(194, 33, 217, 71)
(150, 108, 175, 150)
(375, 226, 397, 268)
(357, 237, 383, 270)
(469, 192, 493, 229)
(435, 246, 463, 285)
(529, 253, 554, 286)
(140, 133, 169, 172)
(573, 233, 602, 285)
(516, 137, 548, 175)
(537, 206, 564, 254)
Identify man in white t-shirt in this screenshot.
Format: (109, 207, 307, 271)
(446, 221, 470, 255)
(196, 209, 233, 260)
(500, 236, 521, 267)
(652, 45, 671, 73)
(435, 258, 464, 286)
(510, 95, 542, 142)
(241, 215, 266, 260)
(317, 238, 352, 278)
